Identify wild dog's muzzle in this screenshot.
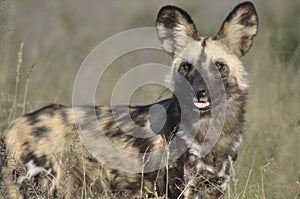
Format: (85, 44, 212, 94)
(193, 85, 211, 111)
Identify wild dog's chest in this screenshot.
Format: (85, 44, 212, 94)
(174, 128, 236, 196)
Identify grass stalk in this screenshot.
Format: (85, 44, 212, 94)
(140, 147, 151, 198)
(241, 167, 253, 199)
(165, 143, 170, 199)
(81, 145, 87, 199)
(260, 167, 266, 199)
(22, 63, 35, 114)
(260, 160, 272, 199)
(7, 42, 24, 124)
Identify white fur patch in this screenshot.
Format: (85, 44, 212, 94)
(177, 130, 219, 174)
(219, 174, 230, 191)
(232, 135, 242, 151)
(217, 160, 228, 177)
(17, 160, 51, 184)
(174, 24, 189, 47)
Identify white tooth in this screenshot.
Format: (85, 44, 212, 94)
(194, 102, 210, 109)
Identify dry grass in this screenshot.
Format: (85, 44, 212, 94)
(1, 1, 299, 198)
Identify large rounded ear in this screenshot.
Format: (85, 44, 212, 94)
(156, 5, 199, 56)
(216, 2, 258, 57)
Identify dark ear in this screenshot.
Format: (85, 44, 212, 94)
(216, 2, 258, 57)
(156, 5, 199, 56)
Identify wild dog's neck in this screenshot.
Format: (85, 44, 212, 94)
(175, 88, 247, 134)
(222, 89, 248, 135)
(170, 90, 247, 173)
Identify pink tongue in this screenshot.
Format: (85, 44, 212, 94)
(194, 102, 210, 109)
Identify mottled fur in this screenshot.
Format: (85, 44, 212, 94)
(2, 2, 258, 199)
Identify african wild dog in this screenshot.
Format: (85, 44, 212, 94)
(2, 2, 258, 198)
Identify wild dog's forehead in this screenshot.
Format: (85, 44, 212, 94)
(174, 39, 203, 66)
(204, 39, 243, 66)
(173, 38, 240, 68)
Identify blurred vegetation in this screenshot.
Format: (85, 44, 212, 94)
(269, 2, 300, 70)
(0, 0, 299, 198)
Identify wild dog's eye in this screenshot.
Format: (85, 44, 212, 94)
(179, 62, 192, 71)
(214, 61, 229, 79)
(215, 61, 225, 70)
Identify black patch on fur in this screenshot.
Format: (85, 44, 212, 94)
(105, 120, 116, 130)
(240, 12, 255, 27)
(73, 106, 100, 133)
(33, 154, 47, 168)
(32, 126, 50, 137)
(21, 152, 47, 167)
(25, 103, 65, 125)
(52, 189, 58, 198)
(59, 109, 69, 123)
(201, 37, 208, 48)
(95, 106, 102, 120)
(130, 107, 149, 127)
(25, 113, 40, 125)
(22, 141, 29, 148)
(151, 98, 181, 137)
(110, 169, 119, 175)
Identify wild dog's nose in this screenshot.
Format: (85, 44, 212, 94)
(195, 85, 208, 99)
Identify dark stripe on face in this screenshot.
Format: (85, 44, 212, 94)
(201, 38, 208, 48)
(199, 38, 208, 63)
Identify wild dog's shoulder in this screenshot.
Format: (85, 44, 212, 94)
(4, 104, 74, 148)
(23, 103, 68, 124)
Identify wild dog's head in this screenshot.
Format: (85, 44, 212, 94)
(156, 2, 258, 114)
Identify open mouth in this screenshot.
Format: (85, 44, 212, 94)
(193, 97, 211, 110)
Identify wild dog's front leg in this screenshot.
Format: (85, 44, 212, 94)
(182, 154, 200, 199)
(183, 154, 232, 199)
(183, 169, 226, 199)
(3, 142, 84, 199)
(3, 112, 82, 198)
(2, 157, 25, 199)
(3, 147, 60, 198)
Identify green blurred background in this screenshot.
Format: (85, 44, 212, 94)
(0, 0, 299, 198)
